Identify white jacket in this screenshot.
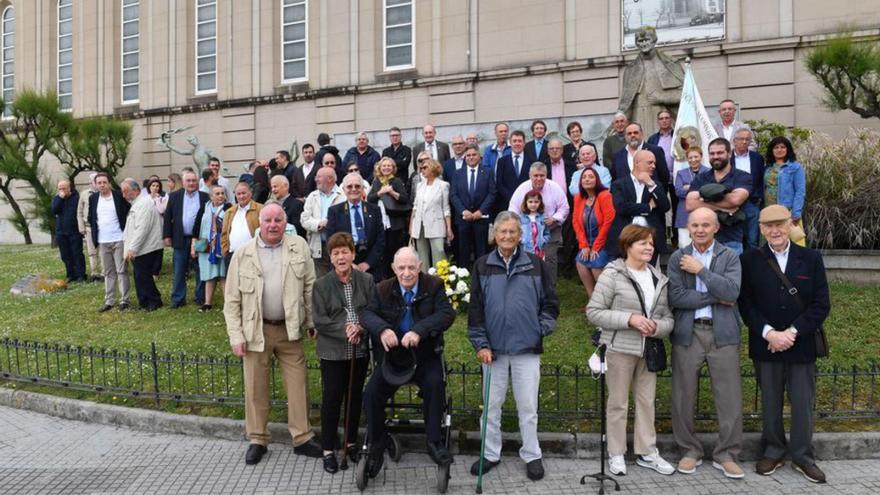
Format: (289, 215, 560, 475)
(410, 179, 451, 239)
(123, 195, 164, 256)
(300, 186, 346, 258)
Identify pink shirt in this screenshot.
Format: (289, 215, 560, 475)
(550, 159, 567, 193)
(508, 180, 570, 224)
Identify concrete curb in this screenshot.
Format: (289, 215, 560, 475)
(1, 388, 879, 461)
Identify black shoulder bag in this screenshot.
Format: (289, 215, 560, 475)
(760, 252, 829, 358)
(627, 277, 667, 372)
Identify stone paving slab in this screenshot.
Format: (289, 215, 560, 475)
(0, 404, 878, 494)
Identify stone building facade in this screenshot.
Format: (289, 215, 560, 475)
(2, 0, 880, 242)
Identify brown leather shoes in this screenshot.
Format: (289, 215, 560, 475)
(755, 457, 784, 475)
(794, 462, 827, 483)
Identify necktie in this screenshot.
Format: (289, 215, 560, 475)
(353, 204, 365, 243)
(469, 168, 477, 199)
(399, 289, 414, 337)
(514, 155, 521, 176)
(535, 140, 543, 158)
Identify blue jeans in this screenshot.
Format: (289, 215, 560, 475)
(742, 201, 761, 251)
(171, 245, 205, 306)
(722, 240, 743, 256)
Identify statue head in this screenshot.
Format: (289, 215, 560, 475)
(635, 27, 658, 55)
(186, 135, 200, 146)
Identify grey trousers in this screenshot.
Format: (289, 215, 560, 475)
(415, 236, 446, 272)
(755, 360, 816, 465)
(543, 225, 562, 286)
(481, 354, 542, 463)
(671, 323, 743, 462)
(99, 241, 130, 306)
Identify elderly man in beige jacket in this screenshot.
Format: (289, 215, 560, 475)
(121, 178, 164, 311)
(224, 201, 322, 466)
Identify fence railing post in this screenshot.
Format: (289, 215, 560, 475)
(150, 342, 160, 407)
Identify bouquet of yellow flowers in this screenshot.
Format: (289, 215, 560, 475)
(428, 259, 471, 312)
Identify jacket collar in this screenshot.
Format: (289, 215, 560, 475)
(486, 247, 533, 274)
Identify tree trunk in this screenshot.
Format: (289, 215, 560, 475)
(0, 179, 32, 244)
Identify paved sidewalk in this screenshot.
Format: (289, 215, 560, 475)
(0, 405, 878, 494)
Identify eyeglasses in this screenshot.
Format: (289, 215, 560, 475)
(344, 185, 362, 190)
(417, 158, 428, 163)
(348, 168, 359, 173)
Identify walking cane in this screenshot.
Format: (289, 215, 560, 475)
(476, 363, 492, 494)
(339, 354, 357, 471)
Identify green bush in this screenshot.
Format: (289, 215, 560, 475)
(745, 119, 812, 157)
(799, 128, 880, 249)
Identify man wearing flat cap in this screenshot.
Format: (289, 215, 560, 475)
(360, 246, 456, 478)
(738, 205, 830, 483)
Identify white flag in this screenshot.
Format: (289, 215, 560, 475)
(671, 63, 717, 175)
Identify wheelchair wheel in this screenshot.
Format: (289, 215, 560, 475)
(387, 434, 402, 462)
(355, 456, 369, 491)
(437, 463, 450, 493)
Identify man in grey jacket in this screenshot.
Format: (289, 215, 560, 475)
(667, 207, 744, 479)
(121, 178, 164, 311)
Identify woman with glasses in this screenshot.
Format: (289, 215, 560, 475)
(410, 151, 433, 196)
(410, 158, 453, 271)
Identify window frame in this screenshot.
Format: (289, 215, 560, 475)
(57, 0, 73, 112)
(120, 0, 139, 105)
(1, 6, 14, 118)
(280, 0, 308, 84)
(382, 0, 415, 72)
(194, 0, 217, 95)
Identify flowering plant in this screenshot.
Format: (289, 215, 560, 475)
(427, 259, 471, 312)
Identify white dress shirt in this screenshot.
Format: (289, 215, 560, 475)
(630, 174, 649, 227)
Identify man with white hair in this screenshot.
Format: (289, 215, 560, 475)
(301, 166, 346, 276)
(603, 112, 629, 168)
(121, 178, 164, 311)
(325, 173, 385, 280)
(224, 202, 322, 465)
(52, 179, 86, 283)
(77, 172, 103, 281)
(342, 131, 381, 183)
(271, 174, 305, 237)
(413, 124, 450, 165)
(360, 246, 456, 477)
(468, 210, 559, 481)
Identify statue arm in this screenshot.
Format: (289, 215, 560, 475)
(159, 137, 194, 156)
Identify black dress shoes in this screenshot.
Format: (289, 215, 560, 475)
(426, 441, 454, 466)
(470, 458, 500, 476)
(293, 438, 323, 458)
(98, 304, 113, 313)
(323, 453, 339, 474)
(245, 444, 267, 465)
(526, 459, 545, 480)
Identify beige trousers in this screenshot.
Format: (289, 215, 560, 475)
(605, 350, 657, 456)
(243, 322, 314, 447)
(99, 241, 129, 306)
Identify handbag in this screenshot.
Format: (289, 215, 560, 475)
(760, 251, 829, 358)
(627, 278, 667, 372)
(193, 238, 209, 253)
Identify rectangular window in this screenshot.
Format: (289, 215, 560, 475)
(195, 0, 216, 94)
(383, 0, 413, 70)
(121, 0, 139, 104)
(2, 7, 13, 118)
(58, 0, 73, 111)
(281, 0, 307, 82)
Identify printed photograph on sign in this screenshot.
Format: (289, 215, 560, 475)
(622, 0, 726, 50)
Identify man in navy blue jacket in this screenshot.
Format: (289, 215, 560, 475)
(324, 172, 385, 280)
(611, 123, 670, 186)
(494, 130, 530, 216)
(450, 145, 496, 268)
(739, 205, 830, 484)
(163, 169, 209, 308)
(52, 180, 86, 283)
(731, 128, 765, 250)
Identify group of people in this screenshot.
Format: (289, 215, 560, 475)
(49, 104, 823, 485)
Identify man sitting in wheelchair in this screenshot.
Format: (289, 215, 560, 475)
(361, 246, 457, 478)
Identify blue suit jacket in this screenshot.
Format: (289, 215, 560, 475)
(443, 157, 466, 185)
(494, 154, 530, 214)
(325, 201, 385, 270)
(610, 143, 670, 185)
(450, 166, 496, 222)
(739, 243, 830, 363)
(736, 150, 765, 202)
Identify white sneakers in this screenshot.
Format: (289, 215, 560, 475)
(608, 455, 627, 476)
(636, 450, 676, 475)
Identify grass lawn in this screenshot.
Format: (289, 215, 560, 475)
(1, 244, 878, 432)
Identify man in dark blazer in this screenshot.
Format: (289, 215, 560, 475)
(523, 119, 550, 165)
(324, 172, 386, 280)
(360, 247, 457, 477)
(382, 126, 413, 185)
(290, 143, 318, 199)
(442, 135, 468, 185)
(88, 173, 132, 311)
(731, 128, 766, 250)
(412, 124, 450, 167)
(450, 145, 496, 268)
(738, 205, 830, 484)
(163, 169, 209, 308)
(494, 130, 530, 216)
(607, 150, 670, 261)
(611, 123, 670, 186)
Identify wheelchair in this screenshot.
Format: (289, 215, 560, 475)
(354, 360, 453, 493)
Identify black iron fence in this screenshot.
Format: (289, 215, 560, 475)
(1, 338, 878, 426)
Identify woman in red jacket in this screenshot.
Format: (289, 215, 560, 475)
(572, 168, 615, 302)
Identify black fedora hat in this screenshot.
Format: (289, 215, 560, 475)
(382, 346, 417, 386)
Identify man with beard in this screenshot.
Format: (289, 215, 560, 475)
(685, 138, 752, 255)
